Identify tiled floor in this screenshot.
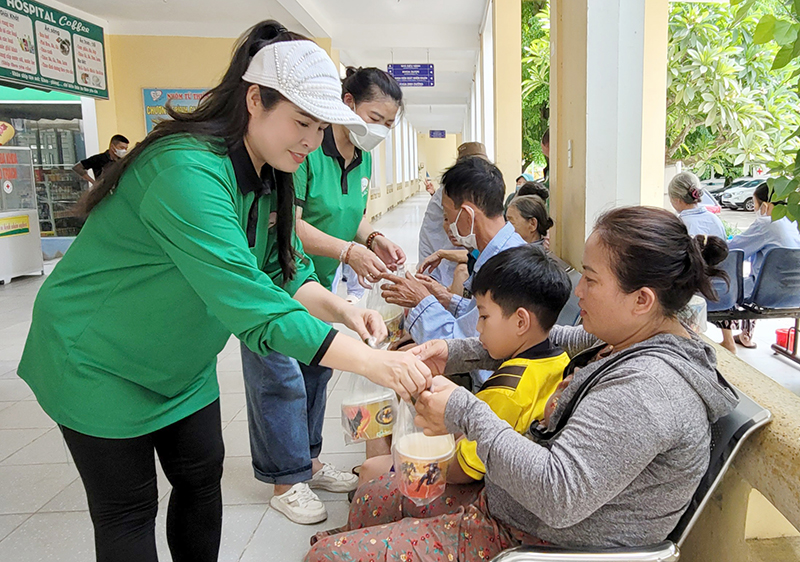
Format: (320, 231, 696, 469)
(0, 192, 431, 562)
(2, 191, 799, 561)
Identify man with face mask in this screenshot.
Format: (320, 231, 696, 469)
(72, 134, 129, 186)
(382, 157, 526, 388)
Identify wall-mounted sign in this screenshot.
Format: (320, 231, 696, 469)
(387, 64, 434, 87)
(143, 88, 207, 133)
(0, 0, 107, 99)
(429, 130, 446, 139)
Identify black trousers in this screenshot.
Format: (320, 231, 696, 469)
(61, 400, 225, 562)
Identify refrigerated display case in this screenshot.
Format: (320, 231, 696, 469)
(0, 146, 44, 284)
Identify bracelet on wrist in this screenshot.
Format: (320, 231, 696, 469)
(338, 241, 353, 263)
(344, 242, 357, 265)
(366, 231, 384, 251)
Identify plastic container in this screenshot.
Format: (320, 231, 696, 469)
(363, 265, 407, 344)
(776, 327, 796, 351)
(341, 386, 396, 444)
(392, 401, 455, 505)
(679, 294, 708, 333)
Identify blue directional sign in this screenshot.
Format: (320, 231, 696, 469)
(429, 130, 446, 139)
(387, 64, 434, 87)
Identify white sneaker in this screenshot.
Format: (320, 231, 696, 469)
(270, 483, 327, 525)
(308, 462, 360, 493)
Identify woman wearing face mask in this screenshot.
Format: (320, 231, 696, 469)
(717, 182, 800, 352)
(16, 21, 431, 562)
(238, 66, 406, 525)
(295, 66, 406, 288)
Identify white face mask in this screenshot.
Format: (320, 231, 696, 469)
(449, 207, 478, 251)
(348, 123, 390, 152)
(115, 148, 127, 158)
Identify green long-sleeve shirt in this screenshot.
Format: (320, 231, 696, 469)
(18, 135, 335, 438)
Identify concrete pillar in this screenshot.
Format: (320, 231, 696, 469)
(492, 0, 522, 196)
(550, 0, 668, 268)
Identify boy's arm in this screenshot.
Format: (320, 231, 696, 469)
(447, 437, 483, 484)
(453, 385, 523, 481)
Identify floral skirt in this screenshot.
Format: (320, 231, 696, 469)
(305, 473, 545, 562)
(714, 319, 755, 336)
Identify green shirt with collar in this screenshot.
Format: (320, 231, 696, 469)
(17, 135, 336, 438)
(294, 127, 372, 289)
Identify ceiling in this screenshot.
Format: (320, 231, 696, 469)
(57, 0, 488, 134)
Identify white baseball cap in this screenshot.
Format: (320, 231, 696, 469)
(242, 40, 368, 136)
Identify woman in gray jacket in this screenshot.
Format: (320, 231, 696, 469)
(306, 206, 738, 562)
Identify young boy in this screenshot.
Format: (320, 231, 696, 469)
(357, 245, 572, 486)
(448, 244, 572, 483)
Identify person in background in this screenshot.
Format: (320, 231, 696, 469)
(516, 173, 535, 188)
(417, 142, 487, 287)
(668, 172, 726, 239)
(504, 173, 535, 213)
(718, 182, 800, 352)
(517, 180, 549, 201)
(506, 195, 553, 246)
(73, 134, 129, 185)
(383, 156, 527, 389)
(240, 66, 405, 525)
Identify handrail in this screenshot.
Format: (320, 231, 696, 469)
(707, 337, 800, 530)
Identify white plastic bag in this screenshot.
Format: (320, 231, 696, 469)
(392, 400, 455, 506)
(363, 264, 406, 344)
(341, 372, 397, 444)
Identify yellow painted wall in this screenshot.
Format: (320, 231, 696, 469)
(97, 34, 236, 145)
(492, 0, 522, 196)
(550, 0, 588, 270)
(640, 0, 669, 207)
(417, 133, 458, 185)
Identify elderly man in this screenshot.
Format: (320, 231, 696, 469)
(382, 156, 525, 388)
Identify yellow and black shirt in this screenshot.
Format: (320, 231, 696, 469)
(456, 338, 569, 480)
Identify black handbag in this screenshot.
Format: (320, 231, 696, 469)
(529, 344, 735, 448)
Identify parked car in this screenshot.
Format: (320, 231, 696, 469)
(700, 178, 726, 193)
(704, 177, 754, 202)
(719, 179, 766, 211)
(700, 190, 721, 214)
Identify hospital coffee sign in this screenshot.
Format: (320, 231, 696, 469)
(0, 0, 107, 99)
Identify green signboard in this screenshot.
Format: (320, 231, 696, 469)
(0, 0, 107, 99)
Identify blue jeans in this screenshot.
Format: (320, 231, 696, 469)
(240, 344, 333, 485)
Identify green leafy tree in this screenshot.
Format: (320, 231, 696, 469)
(666, 2, 800, 180)
(737, 0, 800, 227)
(521, 0, 549, 173)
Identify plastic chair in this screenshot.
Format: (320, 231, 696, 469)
(491, 389, 771, 562)
(705, 250, 743, 313)
(555, 269, 582, 327)
(744, 247, 800, 309)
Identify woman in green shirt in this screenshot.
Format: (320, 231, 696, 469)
(240, 67, 406, 525)
(17, 21, 430, 562)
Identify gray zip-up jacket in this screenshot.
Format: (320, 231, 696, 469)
(443, 325, 738, 548)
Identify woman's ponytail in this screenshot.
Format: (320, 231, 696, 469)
(688, 234, 729, 302)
